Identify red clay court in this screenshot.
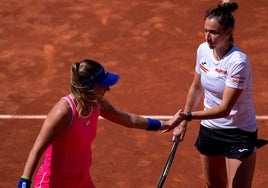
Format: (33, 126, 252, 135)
(0, 0, 268, 187)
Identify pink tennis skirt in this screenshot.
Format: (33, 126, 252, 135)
(34, 166, 95, 188)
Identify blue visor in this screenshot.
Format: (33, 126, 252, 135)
(82, 67, 120, 87)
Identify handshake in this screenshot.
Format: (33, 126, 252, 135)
(161, 110, 193, 140)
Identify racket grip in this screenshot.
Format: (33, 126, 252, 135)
(172, 135, 179, 142)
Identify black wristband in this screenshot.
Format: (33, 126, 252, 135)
(186, 112, 192, 121)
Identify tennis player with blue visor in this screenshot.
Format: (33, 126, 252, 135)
(17, 59, 181, 188)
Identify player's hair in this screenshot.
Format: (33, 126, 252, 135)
(70, 59, 103, 116)
(205, 1, 238, 42)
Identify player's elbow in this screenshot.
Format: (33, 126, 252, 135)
(219, 106, 232, 117)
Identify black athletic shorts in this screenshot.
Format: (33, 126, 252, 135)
(195, 124, 258, 159)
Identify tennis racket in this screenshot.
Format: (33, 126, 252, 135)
(156, 135, 180, 188)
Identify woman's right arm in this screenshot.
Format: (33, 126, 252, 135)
(184, 72, 203, 112)
(19, 98, 72, 181)
(173, 72, 203, 139)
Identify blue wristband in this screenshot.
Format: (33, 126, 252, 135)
(146, 118, 161, 131)
(17, 177, 31, 188)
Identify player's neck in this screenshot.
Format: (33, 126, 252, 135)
(213, 43, 233, 60)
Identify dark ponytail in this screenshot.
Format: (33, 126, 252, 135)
(218, 1, 238, 13)
(205, 2, 238, 30)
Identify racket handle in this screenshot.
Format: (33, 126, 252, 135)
(172, 135, 179, 142)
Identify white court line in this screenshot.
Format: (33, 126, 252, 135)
(0, 114, 268, 120)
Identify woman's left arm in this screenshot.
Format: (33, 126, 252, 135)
(99, 98, 180, 130)
(99, 98, 147, 129)
(189, 86, 243, 120)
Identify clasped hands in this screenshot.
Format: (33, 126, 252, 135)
(162, 110, 189, 140)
